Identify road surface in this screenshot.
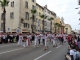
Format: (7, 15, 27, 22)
(0, 42, 68, 60)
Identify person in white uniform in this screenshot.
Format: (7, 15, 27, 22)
(44, 34, 49, 51)
(23, 35, 28, 48)
(52, 34, 57, 47)
(40, 33, 43, 43)
(18, 33, 23, 46)
(34, 33, 38, 48)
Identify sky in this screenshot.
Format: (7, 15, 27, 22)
(36, 0, 80, 30)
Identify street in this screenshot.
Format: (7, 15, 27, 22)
(0, 42, 68, 60)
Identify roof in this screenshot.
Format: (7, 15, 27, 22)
(36, 3, 44, 9)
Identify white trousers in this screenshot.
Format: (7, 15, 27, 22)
(18, 39, 22, 45)
(23, 40, 28, 47)
(53, 40, 57, 45)
(64, 37, 66, 42)
(34, 39, 37, 45)
(41, 37, 42, 42)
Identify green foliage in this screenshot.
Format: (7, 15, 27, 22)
(31, 9, 36, 14)
(40, 14, 47, 19)
(0, 0, 9, 7)
(48, 17, 54, 21)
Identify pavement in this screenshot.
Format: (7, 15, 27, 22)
(0, 42, 68, 60)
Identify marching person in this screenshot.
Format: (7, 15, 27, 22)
(40, 33, 43, 43)
(18, 33, 23, 46)
(2, 33, 6, 43)
(27, 33, 31, 46)
(44, 34, 49, 51)
(63, 33, 66, 43)
(34, 33, 38, 48)
(52, 34, 57, 47)
(23, 34, 28, 48)
(38, 34, 41, 46)
(60, 33, 64, 45)
(42, 33, 45, 46)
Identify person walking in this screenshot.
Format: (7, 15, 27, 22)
(52, 34, 57, 47)
(77, 34, 80, 49)
(34, 33, 38, 48)
(44, 34, 49, 51)
(18, 33, 23, 46)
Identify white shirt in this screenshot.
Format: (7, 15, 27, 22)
(27, 35, 31, 39)
(42, 35, 45, 39)
(19, 35, 23, 40)
(2, 35, 6, 39)
(70, 50, 74, 55)
(35, 35, 38, 40)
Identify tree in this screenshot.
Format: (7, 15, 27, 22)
(31, 9, 36, 33)
(40, 14, 47, 32)
(48, 17, 54, 32)
(0, 0, 9, 33)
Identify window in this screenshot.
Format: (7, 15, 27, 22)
(1, 23, 3, 29)
(44, 21, 47, 26)
(1, 13, 4, 20)
(36, 18, 37, 22)
(11, 1, 14, 7)
(34, 25, 36, 29)
(39, 13, 41, 16)
(32, 0, 34, 2)
(24, 23, 30, 28)
(25, 1, 28, 8)
(28, 24, 30, 28)
(24, 23, 27, 28)
(25, 12, 29, 20)
(32, 5, 35, 9)
(10, 12, 14, 19)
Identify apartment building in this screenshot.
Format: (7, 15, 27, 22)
(0, 0, 36, 33)
(36, 3, 44, 33)
(0, 0, 57, 33)
(65, 24, 72, 34)
(51, 11, 56, 33)
(43, 5, 53, 32)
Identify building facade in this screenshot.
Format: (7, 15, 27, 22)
(0, 0, 36, 33)
(60, 17, 65, 34)
(36, 3, 43, 33)
(43, 5, 53, 32)
(0, 0, 65, 33)
(65, 24, 72, 34)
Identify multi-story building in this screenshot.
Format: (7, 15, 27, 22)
(43, 5, 53, 32)
(55, 16, 61, 33)
(50, 11, 56, 33)
(0, 0, 56, 33)
(60, 17, 65, 34)
(36, 3, 44, 33)
(0, 0, 36, 33)
(65, 24, 72, 34)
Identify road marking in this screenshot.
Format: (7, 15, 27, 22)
(34, 51, 51, 60)
(56, 45, 62, 48)
(0, 43, 17, 48)
(0, 48, 24, 55)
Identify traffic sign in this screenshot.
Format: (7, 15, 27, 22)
(8, 28, 10, 31)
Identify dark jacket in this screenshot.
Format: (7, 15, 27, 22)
(78, 36, 80, 42)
